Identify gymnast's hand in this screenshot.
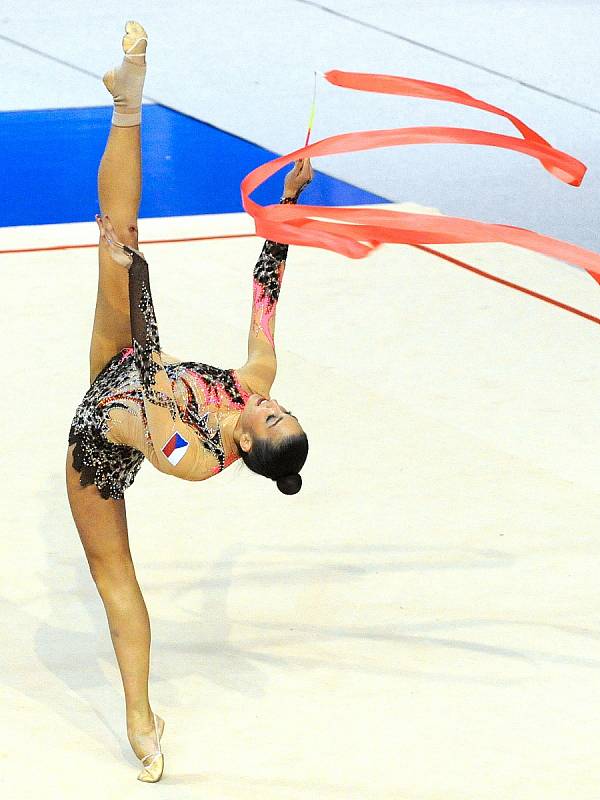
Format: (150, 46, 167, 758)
(96, 214, 145, 268)
(283, 158, 313, 201)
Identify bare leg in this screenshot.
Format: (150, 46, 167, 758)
(89, 127, 142, 383)
(65, 445, 164, 768)
(89, 129, 142, 382)
(89, 23, 146, 383)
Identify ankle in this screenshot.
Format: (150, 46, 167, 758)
(127, 707, 153, 731)
(124, 55, 146, 67)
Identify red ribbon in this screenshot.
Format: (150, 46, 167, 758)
(241, 70, 600, 282)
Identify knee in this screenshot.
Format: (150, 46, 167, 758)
(88, 555, 137, 595)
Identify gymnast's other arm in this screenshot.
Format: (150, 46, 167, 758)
(239, 159, 313, 395)
(97, 215, 210, 479)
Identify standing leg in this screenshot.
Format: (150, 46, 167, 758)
(66, 445, 164, 779)
(89, 21, 147, 383)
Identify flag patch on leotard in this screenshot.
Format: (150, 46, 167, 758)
(161, 432, 189, 466)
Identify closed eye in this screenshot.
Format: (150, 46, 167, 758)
(266, 412, 297, 427)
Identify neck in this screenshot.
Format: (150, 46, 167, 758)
(220, 409, 243, 455)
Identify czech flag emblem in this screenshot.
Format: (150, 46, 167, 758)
(161, 431, 189, 466)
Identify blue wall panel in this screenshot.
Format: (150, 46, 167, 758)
(0, 105, 388, 227)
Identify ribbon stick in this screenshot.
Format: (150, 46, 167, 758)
(241, 70, 600, 283)
(304, 71, 318, 147)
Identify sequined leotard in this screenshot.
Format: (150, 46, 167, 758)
(68, 218, 292, 500)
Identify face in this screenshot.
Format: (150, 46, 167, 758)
(239, 393, 304, 450)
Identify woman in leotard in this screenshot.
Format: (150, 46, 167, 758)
(65, 22, 311, 783)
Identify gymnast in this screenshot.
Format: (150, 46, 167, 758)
(65, 21, 311, 782)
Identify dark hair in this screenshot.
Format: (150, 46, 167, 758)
(241, 433, 309, 495)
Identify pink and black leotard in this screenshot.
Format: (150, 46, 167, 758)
(68, 218, 293, 500)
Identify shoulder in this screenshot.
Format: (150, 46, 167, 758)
(235, 360, 274, 398)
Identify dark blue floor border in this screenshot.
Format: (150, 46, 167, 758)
(0, 104, 388, 227)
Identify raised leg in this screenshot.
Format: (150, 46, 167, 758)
(89, 23, 147, 383)
(90, 127, 143, 382)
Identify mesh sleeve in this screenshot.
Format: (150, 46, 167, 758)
(125, 248, 206, 476)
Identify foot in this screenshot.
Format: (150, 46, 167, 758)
(122, 20, 147, 65)
(103, 21, 147, 126)
(127, 710, 165, 783)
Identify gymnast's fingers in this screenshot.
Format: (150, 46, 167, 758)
(95, 213, 106, 240)
(101, 215, 123, 246)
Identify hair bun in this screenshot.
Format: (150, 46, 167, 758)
(276, 474, 302, 495)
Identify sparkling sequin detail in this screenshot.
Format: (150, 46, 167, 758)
(252, 240, 287, 346)
(68, 351, 146, 500)
(165, 362, 248, 469)
(129, 255, 179, 420)
(68, 350, 249, 499)
(251, 194, 302, 345)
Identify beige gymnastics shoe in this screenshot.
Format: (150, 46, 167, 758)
(136, 712, 165, 783)
(102, 21, 148, 127)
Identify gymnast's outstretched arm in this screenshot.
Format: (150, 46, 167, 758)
(242, 159, 313, 391)
(96, 216, 209, 477)
(126, 247, 219, 477)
